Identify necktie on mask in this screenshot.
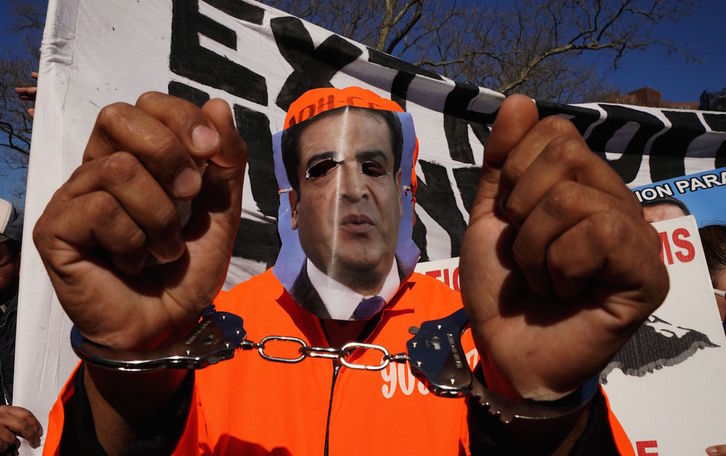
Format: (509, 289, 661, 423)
(353, 296, 386, 320)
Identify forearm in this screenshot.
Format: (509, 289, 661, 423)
(81, 364, 190, 455)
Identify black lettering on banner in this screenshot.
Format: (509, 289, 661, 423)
(367, 48, 443, 110)
(587, 105, 666, 184)
(649, 111, 706, 182)
(415, 160, 468, 257)
(452, 167, 482, 215)
(203, 0, 264, 24)
(717, 141, 726, 170)
(537, 101, 601, 136)
(271, 17, 362, 112)
(233, 105, 278, 218)
(703, 113, 726, 169)
(232, 219, 280, 267)
(703, 113, 726, 133)
(412, 213, 429, 262)
(389, 72, 415, 111)
(168, 81, 211, 107)
(442, 83, 495, 165)
(170, 0, 268, 105)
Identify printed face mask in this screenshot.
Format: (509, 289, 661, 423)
(272, 93, 419, 321)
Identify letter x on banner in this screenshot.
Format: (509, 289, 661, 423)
(16, 0, 726, 448)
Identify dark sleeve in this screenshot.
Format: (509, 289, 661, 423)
(59, 363, 194, 456)
(466, 367, 619, 455)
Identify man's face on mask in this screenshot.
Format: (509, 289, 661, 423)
(642, 202, 687, 223)
(290, 109, 402, 295)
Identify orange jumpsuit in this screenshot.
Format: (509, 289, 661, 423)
(46, 271, 477, 455)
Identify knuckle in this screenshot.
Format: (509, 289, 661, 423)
(32, 213, 49, 247)
(586, 212, 626, 250)
(86, 192, 122, 222)
(503, 193, 526, 224)
(97, 152, 141, 186)
(539, 115, 579, 137)
(500, 160, 527, 189)
(148, 132, 180, 165)
(543, 136, 585, 167)
(20, 415, 33, 428)
(96, 102, 133, 126)
(543, 181, 581, 216)
(32, 189, 65, 248)
(31, 223, 44, 248)
(135, 91, 165, 108)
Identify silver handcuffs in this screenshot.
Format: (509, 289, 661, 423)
(71, 306, 597, 422)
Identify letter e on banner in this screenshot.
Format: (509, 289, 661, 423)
(636, 440, 658, 455)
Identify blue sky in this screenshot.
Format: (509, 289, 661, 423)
(1, 1, 722, 101)
(0, 0, 724, 210)
(598, 0, 726, 102)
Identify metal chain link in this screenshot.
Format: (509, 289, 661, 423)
(240, 336, 410, 371)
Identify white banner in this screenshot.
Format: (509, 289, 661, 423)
(17, 0, 726, 451)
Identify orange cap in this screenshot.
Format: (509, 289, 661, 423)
(284, 86, 404, 129)
(283, 87, 417, 205)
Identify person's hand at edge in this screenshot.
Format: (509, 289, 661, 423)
(0, 405, 42, 453)
(15, 71, 38, 118)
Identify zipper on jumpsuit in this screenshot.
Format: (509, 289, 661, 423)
(323, 363, 341, 456)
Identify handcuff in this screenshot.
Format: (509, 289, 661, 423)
(71, 306, 597, 425)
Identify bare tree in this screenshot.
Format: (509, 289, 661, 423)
(0, 0, 45, 207)
(261, 0, 695, 103)
(0, 0, 45, 160)
(0, 58, 35, 162)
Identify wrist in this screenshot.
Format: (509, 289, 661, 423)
(468, 363, 599, 453)
(480, 351, 581, 401)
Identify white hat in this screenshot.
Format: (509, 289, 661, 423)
(0, 199, 22, 244)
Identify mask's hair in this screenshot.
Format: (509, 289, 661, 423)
(281, 106, 403, 197)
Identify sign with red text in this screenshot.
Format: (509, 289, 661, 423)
(601, 215, 726, 455)
(17, 0, 726, 450)
(633, 166, 726, 228)
(414, 257, 461, 292)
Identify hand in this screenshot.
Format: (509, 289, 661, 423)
(15, 71, 38, 118)
(34, 92, 247, 351)
(459, 95, 668, 400)
(0, 405, 42, 453)
(707, 445, 726, 455)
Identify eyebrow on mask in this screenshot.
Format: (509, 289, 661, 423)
(356, 150, 389, 165)
(304, 151, 337, 169)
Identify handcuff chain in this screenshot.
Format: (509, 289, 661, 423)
(240, 336, 410, 371)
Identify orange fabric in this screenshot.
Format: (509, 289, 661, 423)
(41, 271, 628, 455)
(180, 270, 474, 455)
(43, 364, 80, 455)
(283, 86, 404, 129)
(282, 86, 419, 205)
(44, 273, 473, 455)
(602, 389, 635, 456)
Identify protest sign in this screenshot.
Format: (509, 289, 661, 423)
(17, 0, 726, 448)
(602, 216, 726, 455)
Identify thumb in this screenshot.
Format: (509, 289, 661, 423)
(201, 98, 247, 169)
(194, 98, 247, 231)
(470, 95, 538, 220)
